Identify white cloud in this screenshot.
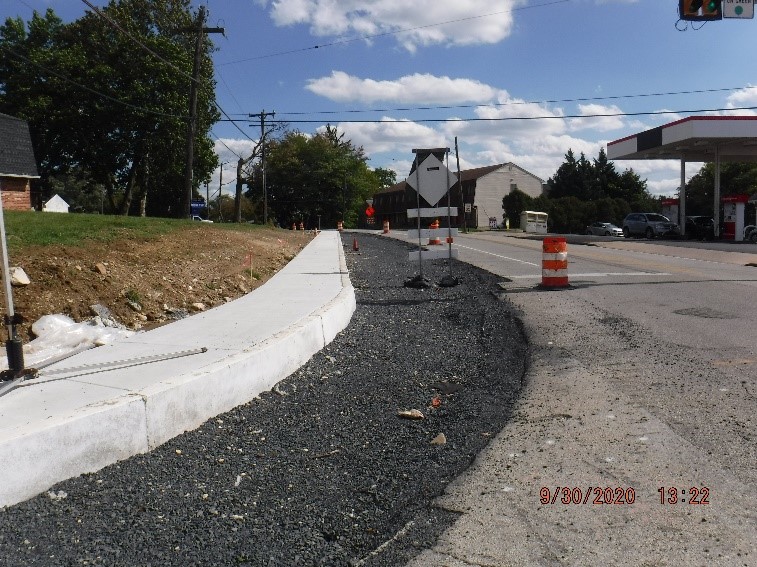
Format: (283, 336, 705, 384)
(568, 104, 626, 132)
(337, 118, 447, 154)
(306, 72, 498, 104)
(260, 0, 524, 51)
(723, 85, 757, 116)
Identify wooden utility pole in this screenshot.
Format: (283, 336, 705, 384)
(249, 110, 275, 224)
(181, 6, 223, 219)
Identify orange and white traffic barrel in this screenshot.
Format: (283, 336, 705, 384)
(291, 223, 296, 230)
(541, 237, 569, 288)
(337, 220, 343, 232)
(299, 221, 304, 230)
(383, 220, 390, 234)
(428, 219, 442, 245)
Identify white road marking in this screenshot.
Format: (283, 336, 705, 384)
(456, 244, 539, 266)
(506, 271, 671, 279)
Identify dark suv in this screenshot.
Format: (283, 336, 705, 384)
(622, 213, 679, 239)
(685, 216, 715, 240)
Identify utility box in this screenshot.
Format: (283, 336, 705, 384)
(520, 210, 548, 234)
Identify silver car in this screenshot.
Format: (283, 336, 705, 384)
(585, 222, 624, 237)
(622, 213, 678, 239)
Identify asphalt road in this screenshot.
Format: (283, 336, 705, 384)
(406, 232, 757, 567)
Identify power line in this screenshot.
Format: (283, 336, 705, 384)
(80, 0, 196, 84)
(223, 104, 757, 124)
(211, 132, 243, 160)
(261, 85, 757, 117)
(216, 0, 570, 66)
(79, 0, 255, 143)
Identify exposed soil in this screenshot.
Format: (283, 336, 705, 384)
(6, 225, 316, 341)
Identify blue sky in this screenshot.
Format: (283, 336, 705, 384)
(4, 0, 756, 197)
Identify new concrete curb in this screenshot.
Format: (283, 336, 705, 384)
(0, 231, 355, 507)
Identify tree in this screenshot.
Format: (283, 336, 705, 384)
(372, 167, 397, 189)
(546, 150, 584, 199)
(0, 1, 219, 217)
(686, 162, 757, 215)
(502, 188, 533, 228)
(260, 126, 380, 229)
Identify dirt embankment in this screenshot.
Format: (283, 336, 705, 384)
(7, 225, 316, 340)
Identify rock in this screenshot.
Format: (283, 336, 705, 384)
(126, 300, 142, 312)
(94, 262, 107, 275)
(165, 307, 189, 320)
(10, 267, 30, 286)
(190, 302, 206, 312)
(397, 409, 425, 420)
(46, 490, 68, 500)
(90, 304, 113, 319)
(431, 433, 447, 445)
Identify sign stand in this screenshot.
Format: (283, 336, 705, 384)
(0, 190, 33, 385)
(404, 147, 459, 288)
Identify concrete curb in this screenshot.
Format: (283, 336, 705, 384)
(0, 231, 355, 507)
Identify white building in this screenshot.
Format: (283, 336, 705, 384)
(43, 194, 70, 213)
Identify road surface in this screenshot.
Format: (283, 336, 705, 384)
(408, 232, 757, 567)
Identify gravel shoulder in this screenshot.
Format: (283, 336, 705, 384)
(0, 233, 527, 566)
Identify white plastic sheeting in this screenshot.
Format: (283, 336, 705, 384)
(0, 314, 136, 370)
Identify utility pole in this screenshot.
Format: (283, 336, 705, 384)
(249, 110, 275, 224)
(181, 6, 223, 219)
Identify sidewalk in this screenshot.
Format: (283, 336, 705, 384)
(0, 230, 355, 508)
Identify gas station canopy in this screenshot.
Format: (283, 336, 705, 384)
(607, 116, 757, 163)
(607, 116, 757, 239)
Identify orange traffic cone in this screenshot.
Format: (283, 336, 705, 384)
(352, 237, 359, 251)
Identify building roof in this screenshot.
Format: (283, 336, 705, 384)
(607, 116, 757, 163)
(0, 113, 39, 178)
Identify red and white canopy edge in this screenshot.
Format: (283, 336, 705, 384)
(607, 116, 757, 236)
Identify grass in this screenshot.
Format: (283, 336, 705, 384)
(124, 288, 141, 304)
(0, 211, 234, 251)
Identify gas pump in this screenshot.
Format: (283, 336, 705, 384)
(721, 194, 749, 241)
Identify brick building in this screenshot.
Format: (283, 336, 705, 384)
(0, 113, 39, 211)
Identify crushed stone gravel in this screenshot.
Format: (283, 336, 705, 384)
(0, 233, 528, 567)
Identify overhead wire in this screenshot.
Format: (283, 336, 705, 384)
(222, 85, 757, 118)
(211, 132, 243, 160)
(214, 104, 757, 124)
(216, 0, 570, 66)
(78, 0, 255, 142)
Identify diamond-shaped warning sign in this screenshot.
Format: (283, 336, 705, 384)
(405, 153, 455, 207)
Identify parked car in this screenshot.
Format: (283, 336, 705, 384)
(622, 213, 679, 239)
(192, 215, 213, 223)
(745, 225, 757, 242)
(585, 222, 624, 237)
(685, 216, 714, 240)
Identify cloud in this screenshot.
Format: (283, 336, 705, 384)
(306, 71, 498, 104)
(723, 85, 757, 116)
(568, 104, 626, 132)
(260, 0, 524, 50)
(337, 118, 447, 154)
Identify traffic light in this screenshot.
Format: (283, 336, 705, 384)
(679, 0, 722, 21)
